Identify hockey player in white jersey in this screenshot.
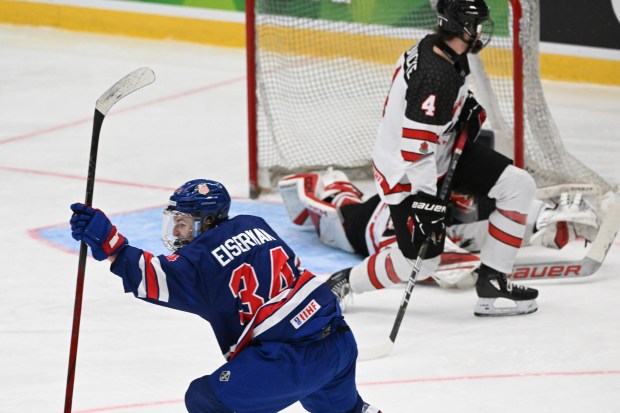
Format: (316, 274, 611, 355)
(368, 0, 544, 316)
(278, 168, 599, 310)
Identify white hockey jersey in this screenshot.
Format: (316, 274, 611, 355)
(373, 34, 470, 204)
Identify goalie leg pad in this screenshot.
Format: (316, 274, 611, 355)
(348, 248, 439, 294)
(306, 197, 355, 253)
(277, 173, 321, 226)
(278, 169, 362, 227)
(432, 237, 481, 289)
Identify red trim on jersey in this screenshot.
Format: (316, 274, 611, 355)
(143, 251, 159, 300)
(385, 254, 401, 284)
(402, 128, 439, 143)
(373, 162, 412, 195)
(489, 224, 523, 248)
(497, 208, 527, 225)
(401, 151, 427, 162)
(367, 254, 385, 290)
(229, 270, 316, 360)
(382, 66, 402, 117)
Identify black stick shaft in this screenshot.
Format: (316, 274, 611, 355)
(387, 130, 468, 345)
(64, 109, 104, 413)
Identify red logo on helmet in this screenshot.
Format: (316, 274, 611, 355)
(197, 184, 210, 195)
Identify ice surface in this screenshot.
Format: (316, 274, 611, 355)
(1, 25, 619, 413)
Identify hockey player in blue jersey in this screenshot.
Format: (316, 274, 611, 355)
(69, 179, 381, 413)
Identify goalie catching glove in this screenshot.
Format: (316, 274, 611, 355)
(70, 203, 128, 260)
(530, 192, 599, 249)
(411, 192, 448, 259)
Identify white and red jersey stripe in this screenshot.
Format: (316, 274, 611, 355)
(372, 36, 469, 204)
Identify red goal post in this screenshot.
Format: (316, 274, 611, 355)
(246, 0, 611, 199)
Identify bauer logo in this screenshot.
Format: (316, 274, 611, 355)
(411, 202, 446, 213)
(290, 299, 321, 329)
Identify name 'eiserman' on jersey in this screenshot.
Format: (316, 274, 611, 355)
(211, 228, 277, 266)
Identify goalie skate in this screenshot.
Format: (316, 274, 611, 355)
(474, 264, 538, 317)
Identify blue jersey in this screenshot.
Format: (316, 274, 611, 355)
(110, 214, 340, 359)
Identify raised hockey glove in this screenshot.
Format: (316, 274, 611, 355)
(70, 203, 128, 261)
(458, 92, 486, 142)
(411, 192, 448, 259)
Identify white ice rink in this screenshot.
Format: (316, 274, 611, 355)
(1, 25, 619, 412)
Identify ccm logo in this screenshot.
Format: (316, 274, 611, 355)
(412, 202, 446, 213)
(510, 265, 582, 279)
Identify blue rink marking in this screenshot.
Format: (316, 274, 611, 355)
(40, 199, 363, 275)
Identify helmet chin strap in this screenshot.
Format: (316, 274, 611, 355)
(435, 37, 462, 62)
(435, 37, 471, 76)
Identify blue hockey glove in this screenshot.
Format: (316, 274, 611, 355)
(411, 192, 447, 259)
(458, 92, 486, 142)
(70, 203, 128, 261)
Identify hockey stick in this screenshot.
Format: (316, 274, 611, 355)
(510, 200, 620, 280)
(64, 68, 155, 413)
(358, 130, 469, 361)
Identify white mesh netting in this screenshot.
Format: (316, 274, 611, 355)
(252, 0, 612, 194)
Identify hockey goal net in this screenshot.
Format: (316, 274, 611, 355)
(246, 0, 612, 198)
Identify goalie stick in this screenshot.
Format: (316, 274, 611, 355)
(510, 200, 620, 280)
(358, 130, 469, 362)
(358, 199, 620, 361)
(64, 68, 155, 413)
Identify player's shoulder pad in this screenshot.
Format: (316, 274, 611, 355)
(403, 36, 461, 125)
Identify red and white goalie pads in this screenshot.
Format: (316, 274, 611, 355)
(278, 169, 363, 252)
(348, 237, 480, 293)
(529, 192, 599, 249)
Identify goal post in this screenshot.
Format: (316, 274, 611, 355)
(246, 0, 612, 198)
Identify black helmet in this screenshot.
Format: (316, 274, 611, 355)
(436, 0, 494, 53)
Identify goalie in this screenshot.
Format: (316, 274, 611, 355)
(278, 168, 599, 311)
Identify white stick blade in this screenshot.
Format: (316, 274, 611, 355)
(95, 67, 156, 115)
(357, 340, 394, 361)
(587, 200, 620, 264)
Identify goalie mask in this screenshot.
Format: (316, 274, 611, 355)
(436, 0, 494, 54)
(161, 179, 231, 251)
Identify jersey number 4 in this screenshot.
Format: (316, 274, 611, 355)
(421, 94, 436, 117)
(228, 247, 296, 324)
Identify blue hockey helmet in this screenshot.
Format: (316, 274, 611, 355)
(436, 0, 493, 54)
(161, 179, 231, 251)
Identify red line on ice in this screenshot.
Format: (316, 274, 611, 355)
(0, 76, 245, 146)
(72, 370, 620, 412)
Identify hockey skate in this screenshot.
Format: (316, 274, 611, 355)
(327, 268, 352, 311)
(474, 264, 538, 317)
